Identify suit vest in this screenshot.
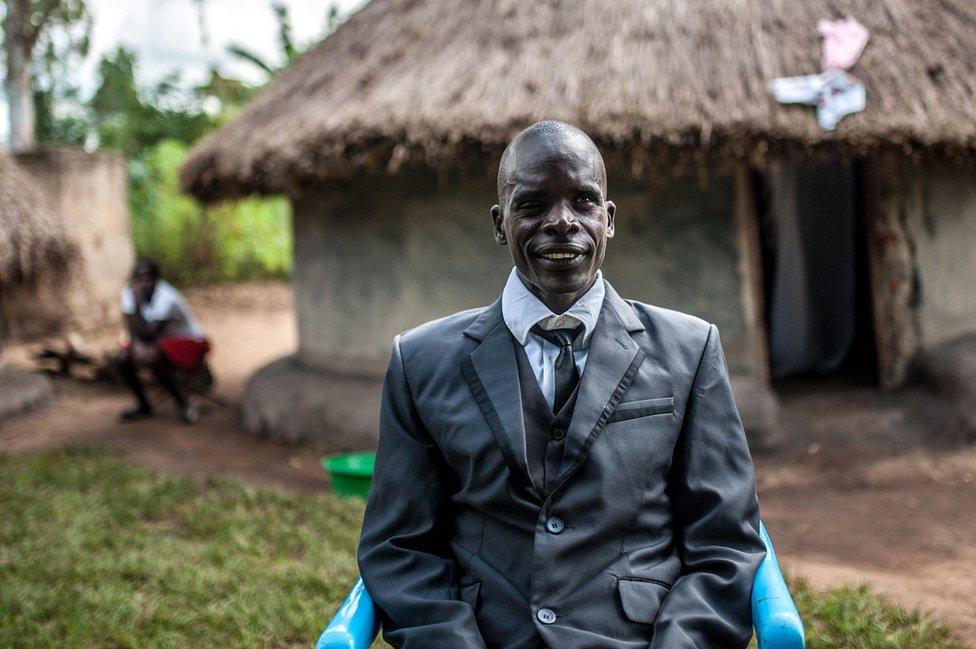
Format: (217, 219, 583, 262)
(514, 339, 580, 495)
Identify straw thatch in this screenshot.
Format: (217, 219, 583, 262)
(0, 153, 75, 286)
(182, 0, 976, 202)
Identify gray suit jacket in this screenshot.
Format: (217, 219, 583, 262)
(357, 281, 764, 648)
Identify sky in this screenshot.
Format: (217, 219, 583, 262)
(1, 0, 368, 140)
(83, 0, 363, 90)
(84, 0, 367, 90)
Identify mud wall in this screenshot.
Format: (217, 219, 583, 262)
(290, 168, 755, 376)
(907, 162, 976, 348)
(5, 148, 132, 338)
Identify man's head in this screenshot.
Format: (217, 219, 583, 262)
(491, 121, 615, 313)
(131, 259, 160, 301)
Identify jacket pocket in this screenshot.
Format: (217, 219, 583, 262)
(459, 580, 482, 611)
(616, 576, 670, 625)
(608, 396, 674, 423)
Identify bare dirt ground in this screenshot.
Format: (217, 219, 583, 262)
(755, 386, 976, 643)
(1, 281, 974, 644)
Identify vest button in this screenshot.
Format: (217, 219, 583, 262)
(551, 427, 565, 441)
(537, 608, 557, 624)
(546, 517, 565, 534)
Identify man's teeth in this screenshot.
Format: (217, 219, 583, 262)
(541, 252, 579, 260)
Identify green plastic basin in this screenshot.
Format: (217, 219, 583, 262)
(322, 452, 375, 498)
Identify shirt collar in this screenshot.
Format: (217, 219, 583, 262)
(501, 267, 605, 348)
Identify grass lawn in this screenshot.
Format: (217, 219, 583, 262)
(0, 448, 966, 648)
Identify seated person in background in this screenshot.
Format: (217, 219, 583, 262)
(115, 259, 210, 425)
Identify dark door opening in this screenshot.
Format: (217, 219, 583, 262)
(756, 156, 877, 384)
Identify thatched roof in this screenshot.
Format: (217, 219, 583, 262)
(0, 153, 75, 286)
(182, 0, 976, 202)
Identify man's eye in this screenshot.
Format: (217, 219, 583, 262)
(575, 195, 596, 205)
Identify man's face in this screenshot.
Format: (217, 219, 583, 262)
(491, 133, 615, 304)
(131, 267, 157, 301)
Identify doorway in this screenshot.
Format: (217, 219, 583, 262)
(757, 156, 877, 383)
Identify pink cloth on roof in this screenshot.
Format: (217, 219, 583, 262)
(818, 18, 869, 70)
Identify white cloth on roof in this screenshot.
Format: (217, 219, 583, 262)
(768, 69, 866, 130)
(121, 279, 205, 339)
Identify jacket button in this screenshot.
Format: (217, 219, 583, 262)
(537, 608, 556, 624)
(551, 427, 565, 441)
(546, 517, 565, 534)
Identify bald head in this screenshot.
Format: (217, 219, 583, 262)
(497, 121, 607, 203)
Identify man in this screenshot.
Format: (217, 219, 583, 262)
(358, 121, 765, 648)
(115, 260, 210, 425)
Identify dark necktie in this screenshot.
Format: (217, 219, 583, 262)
(530, 323, 583, 415)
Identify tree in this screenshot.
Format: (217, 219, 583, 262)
(2, 0, 89, 150)
(32, 3, 90, 145)
(226, 1, 340, 80)
(194, 69, 257, 123)
(88, 47, 215, 156)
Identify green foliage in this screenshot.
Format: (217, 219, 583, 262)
(65, 45, 285, 285)
(14, 1, 355, 285)
(81, 48, 288, 285)
(42, 43, 286, 285)
(89, 47, 216, 156)
(0, 447, 363, 648)
(195, 69, 257, 123)
(130, 139, 292, 285)
(33, 81, 88, 145)
(1, 448, 968, 649)
(793, 579, 966, 649)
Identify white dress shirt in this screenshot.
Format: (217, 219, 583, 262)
(121, 279, 205, 339)
(501, 267, 606, 408)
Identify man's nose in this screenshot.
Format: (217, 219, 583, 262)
(542, 203, 581, 236)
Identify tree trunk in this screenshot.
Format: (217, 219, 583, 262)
(4, 0, 36, 152)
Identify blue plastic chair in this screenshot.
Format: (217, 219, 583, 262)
(317, 521, 804, 648)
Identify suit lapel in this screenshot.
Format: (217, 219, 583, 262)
(461, 298, 538, 497)
(557, 282, 647, 477)
(460, 281, 647, 498)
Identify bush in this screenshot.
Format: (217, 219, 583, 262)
(129, 139, 292, 285)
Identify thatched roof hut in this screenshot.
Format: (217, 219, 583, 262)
(0, 152, 75, 287)
(181, 0, 976, 449)
(182, 0, 976, 202)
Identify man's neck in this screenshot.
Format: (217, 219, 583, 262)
(517, 273, 598, 315)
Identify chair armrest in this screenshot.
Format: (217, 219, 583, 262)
(753, 522, 805, 649)
(317, 577, 381, 649)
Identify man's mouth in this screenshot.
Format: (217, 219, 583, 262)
(539, 251, 580, 260)
(533, 246, 589, 266)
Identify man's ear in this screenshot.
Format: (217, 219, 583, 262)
(491, 205, 507, 245)
(605, 200, 616, 239)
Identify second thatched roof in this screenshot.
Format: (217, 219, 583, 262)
(182, 0, 976, 202)
(0, 153, 76, 286)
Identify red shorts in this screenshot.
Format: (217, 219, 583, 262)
(124, 338, 210, 370)
(158, 338, 211, 370)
